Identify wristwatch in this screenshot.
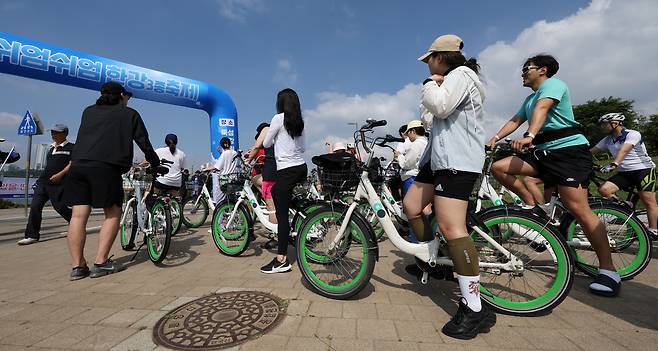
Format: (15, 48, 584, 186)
(523, 131, 536, 139)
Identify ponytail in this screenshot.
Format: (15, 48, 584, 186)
(432, 52, 480, 75)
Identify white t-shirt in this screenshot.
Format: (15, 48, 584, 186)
(397, 136, 428, 180)
(214, 149, 239, 175)
(594, 129, 655, 172)
(155, 147, 186, 187)
(396, 138, 411, 154)
(263, 113, 305, 170)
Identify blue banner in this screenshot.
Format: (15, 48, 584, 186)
(0, 32, 238, 158)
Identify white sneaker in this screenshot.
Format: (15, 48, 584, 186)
(17, 238, 38, 245)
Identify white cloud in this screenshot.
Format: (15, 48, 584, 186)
(303, 84, 420, 158)
(215, 0, 264, 23)
(273, 59, 298, 87)
(479, 0, 658, 129)
(303, 0, 658, 160)
(0, 112, 21, 127)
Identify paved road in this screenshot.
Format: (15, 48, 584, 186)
(0, 208, 104, 245)
(0, 212, 656, 350)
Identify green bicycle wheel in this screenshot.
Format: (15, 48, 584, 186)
(147, 200, 172, 264)
(296, 205, 377, 299)
(471, 207, 574, 316)
(211, 200, 252, 256)
(559, 202, 651, 280)
(120, 200, 137, 251)
(181, 196, 209, 228)
(169, 197, 183, 236)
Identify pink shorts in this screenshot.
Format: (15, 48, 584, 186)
(261, 180, 275, 199)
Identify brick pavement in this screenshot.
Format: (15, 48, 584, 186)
(0, 214, 657, 350)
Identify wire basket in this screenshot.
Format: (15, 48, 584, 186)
(218, 172, 247, 193)
(316, 166, 360, 194)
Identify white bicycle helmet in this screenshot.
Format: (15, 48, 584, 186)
(598, 112, 625, 124)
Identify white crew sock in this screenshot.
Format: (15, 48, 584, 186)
(457, 274, 482, 312)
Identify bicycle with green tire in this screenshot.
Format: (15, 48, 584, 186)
(296, 119, 574, 316)
(120, 161, 174, 264)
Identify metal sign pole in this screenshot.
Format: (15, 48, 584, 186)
(24, 134, 32, 217)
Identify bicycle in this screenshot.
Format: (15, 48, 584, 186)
(119, 160, 174, 264)
(296, 119, 574, 316)
(478, 142, 652, 280)
(210, 152, 323, 256)
(180, 170, 216, 228)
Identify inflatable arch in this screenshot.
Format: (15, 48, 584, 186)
(0, 32, 238, 159)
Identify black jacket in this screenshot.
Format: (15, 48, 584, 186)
(71, 104, 159, 172)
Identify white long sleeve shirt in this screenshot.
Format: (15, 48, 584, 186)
(263, 113, 305, 170)
(397, 136, 428, 180)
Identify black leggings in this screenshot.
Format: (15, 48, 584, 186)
(272, 163, 307, 255)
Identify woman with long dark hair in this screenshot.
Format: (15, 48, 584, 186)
(261, 88, 306, 273)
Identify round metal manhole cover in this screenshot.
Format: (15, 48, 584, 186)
(153, 291, 287, 350)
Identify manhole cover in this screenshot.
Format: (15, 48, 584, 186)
(153, 291, 286, 350)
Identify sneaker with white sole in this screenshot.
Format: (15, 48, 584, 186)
(17, 238, 38, 245)
(260, 257, 292, 273)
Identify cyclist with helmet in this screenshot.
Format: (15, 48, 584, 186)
(591, 112, 658, 239)
(211, 137, 238, 204)
(153, 134, 187, 196)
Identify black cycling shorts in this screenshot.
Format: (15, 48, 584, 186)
(154, 180, 181, 193)
(608, 167, 657, 193)
(433, 169, 480, 201)
(64, 161, 123, 208)
(518, 144, 592, 189)
(414, 162, 434, 184)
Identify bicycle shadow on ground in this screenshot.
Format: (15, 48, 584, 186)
(114, 233, 203, 269)
(567, 273, 658, 330)
(371, 249, 461, 313)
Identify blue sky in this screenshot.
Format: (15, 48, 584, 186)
(4, 0, 656, 168)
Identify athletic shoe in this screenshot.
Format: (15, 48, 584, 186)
(17, 238, 38, 245)
(260, 257, 292, 274)
(442, 300, 496, 340)
(89, 257, 126, 278)
(70, 265, 90, 281)
(589, 273, 621, 297)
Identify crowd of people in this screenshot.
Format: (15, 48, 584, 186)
(6, 32, 657, 341)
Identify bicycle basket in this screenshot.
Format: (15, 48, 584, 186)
(312, 154, 360, 193)
(218, 172, 246, 193)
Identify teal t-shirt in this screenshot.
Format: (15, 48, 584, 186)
(516, 77, 588, 150)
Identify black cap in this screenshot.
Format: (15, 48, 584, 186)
(256, 122, 270, 134)
(100, 82, 130, 96)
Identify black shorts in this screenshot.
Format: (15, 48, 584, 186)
(414, 162, 434, 184)
(433, 169, 480, 201)
(64, 161, 123, 208)
(519, 144, 592, 188)
(154, 180, 180, 193)
(608, 168, 657, 192)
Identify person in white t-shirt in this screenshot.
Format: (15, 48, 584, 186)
(154, 134, 186, 196)
(591, 113, 658, 238)
(210, 137, 238, 204)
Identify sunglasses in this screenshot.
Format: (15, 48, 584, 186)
(522, 65, 540, 74)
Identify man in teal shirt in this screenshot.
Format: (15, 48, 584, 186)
(488, 54, 620, 297)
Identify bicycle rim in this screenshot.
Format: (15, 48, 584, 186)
(120, 204, 135, 249)
(147, 201, 171, 262)
(170, 198, 183, 235)
(474, 210, 573, 316)
(182, 197, 208, 228)
(297, 207, 375, 298)
(565, 207, 651, 280)
(212, 202, 250, 255)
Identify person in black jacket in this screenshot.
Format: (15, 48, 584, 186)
(18, 124, 73, 245)
(64, 82, 160, 281)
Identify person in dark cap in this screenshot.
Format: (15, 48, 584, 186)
(64, 81, 160, 280)
(18, 124, 74, 245)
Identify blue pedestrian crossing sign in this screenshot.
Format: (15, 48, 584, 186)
(17, 110, 43, 136)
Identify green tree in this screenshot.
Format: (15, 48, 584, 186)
(639, 113, 658, 155)
(573, 96, 638, 145)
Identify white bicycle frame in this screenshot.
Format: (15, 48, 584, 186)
(120, 178, 152, 235)
(223, 178, 278, 233)
(326, 170, 524, 283)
